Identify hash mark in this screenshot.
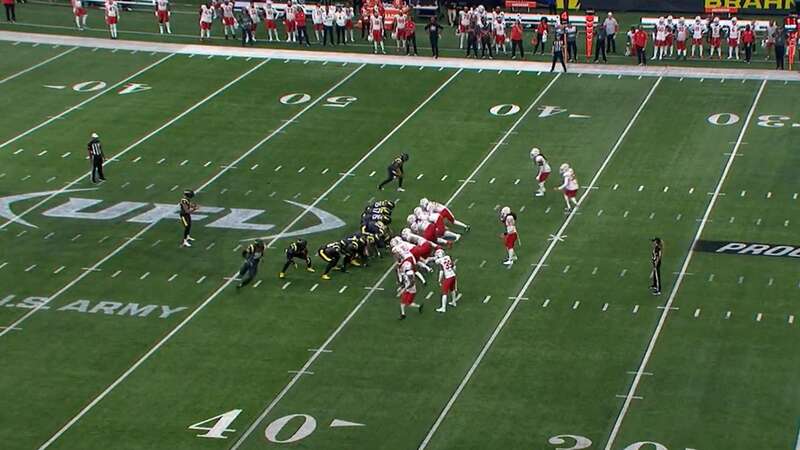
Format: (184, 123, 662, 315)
(441, 175, 448, 181)
(572, 301, 580, 310)
(602, 303, 609, 312)
(140, 272, 150, 280)
(53, 266, 65, 274)
(756, 313, 763, 322)
(168, 274, 178, 282)
(339, 285, 348, 294)
(542, 298, 550, 308)
(253, 280, 262, 288)
(24, 264, 37, 272)
(725, 311, 732, 319)
(694, 308, 701, 318)
(489, 177, 495, 184)
(282, 282, 291, 290)
(789, 315, 795, 324)
(483, 295, 491, 304)
(310, 283, 318, 292)
(632, 304, 639, 314)
(111, 270, 121, 278)
(196, 276, 206, 284)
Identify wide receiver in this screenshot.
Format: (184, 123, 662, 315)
(530, 147, 551, 197)
(555, 163, 580, 211)
(499, 206, 518, 266)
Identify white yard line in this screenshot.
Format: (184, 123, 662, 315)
(0, 46, 78, 84)
(0, 57, 273, 230)
(1, 30, 798, 81)
(419, 77, 663, 450)
(602, 78, 767, 450)
(35, 64, 383, 449)
(0, 53, 175, 151)
(231, 72, 563, 450)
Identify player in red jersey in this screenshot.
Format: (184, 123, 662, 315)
(105, 0, 120, 39)
(397, 261, 423, 320)
(434, 248, 458, 313)
(555, 163, 579, 212)
(419, 198, 470, 231)
(415, 207, 461, 242)
(155, 0, 171, 34)
(370, 11, 385, 54)
(72, 0, 87, 31)
(499, 206, 518, 266)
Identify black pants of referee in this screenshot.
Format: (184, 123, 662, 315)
(91, 155, 105, 183)
(650, 261, 661, 293)
(550, 51, 566, 72)
(237, 258, 260, 287)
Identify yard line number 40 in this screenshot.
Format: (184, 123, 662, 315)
(189, 410, 345, 443)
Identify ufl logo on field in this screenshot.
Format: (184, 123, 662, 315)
(0, 189, 345, 239)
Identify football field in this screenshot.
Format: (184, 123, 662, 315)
(0, 32, 799, 450)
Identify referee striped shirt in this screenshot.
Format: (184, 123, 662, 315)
(88, 138, 103, 157)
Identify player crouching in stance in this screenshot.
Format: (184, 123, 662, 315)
(420, 198, 470, 231)
(279, 239, 314, 279)
(414, 207, 461, 243)
(391, 236, 432, 284)
(555, 163, 579, 211)
(434, 248, 458, 313)
(530, 147, 551, 197)
(179, 190, 198, 248)
(318, 240, 358, 280)
(499, 206, 518, 266)
(235, 239, 265, 289)
(397, 260, 423, 320)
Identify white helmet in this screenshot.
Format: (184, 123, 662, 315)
(401, 228, 412, 240)
(559, 163, 570, 173)
(667, 15, 673, 21)
(390, 236, 402, 247)
(732, 17, 737, 23)
(530, 147, 540, 158)
(658, 16, 665, 24)
(713, 17, 720, 23)
(419, 198, 430, 209)
(407, 214, 416, 225)
(679, 17, 685, 23)
(695, 16, 701, 22)
(434, 248, 445, 259)
(500, 206, 511, 218)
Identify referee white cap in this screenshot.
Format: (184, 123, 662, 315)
(91, 132, 99, 138)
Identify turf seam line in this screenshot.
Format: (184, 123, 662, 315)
(602, 78, 768, 450)
(32, 64, 370, 450)
(0, 45, 78, 84)
(233, 73, 564, 450)
(418, 76, 662, 450)
(0, 52, 175, 152)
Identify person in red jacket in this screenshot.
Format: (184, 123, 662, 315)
(295, 5, 310, 46)
(742, 24, 754, 63)
(634, 26, 648, 66)
(510, 20, 524, 59)
(534, 17, 548, 54)
(4, 0, 15, 22)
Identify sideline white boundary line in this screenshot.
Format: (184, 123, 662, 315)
(2, 64, 364, 343)
(2, 30, 799, 82)
(602, 79, 767, 450)
(418, 77, 663, 450)
(0, 57, 273, 230)
(36, 64, 466, 450)
(230, 72, 563, 450)
(0, 52, 175, 150)
(0, 45, 78, 84)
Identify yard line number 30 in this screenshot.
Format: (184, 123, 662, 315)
(549, 434, 696, 450)
(708, 112, 799, 128)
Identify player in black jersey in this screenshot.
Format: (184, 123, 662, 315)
(279, 239, 315, 279)
(650, 237, 663, 295)
(377, 153, 409, 192)
(236, 239, 266, 288)
(318, 241, 347, 280)
(179, 190, 197, 248)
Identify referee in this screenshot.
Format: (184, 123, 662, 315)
(650, 237, 663, 295)
(550, 31, 567, 73)
(87, 132, 106, 184)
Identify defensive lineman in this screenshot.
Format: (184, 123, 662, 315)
(530, 147, 551, 197)
(87, 132, 106, 184)
(280, 238, 315, 279)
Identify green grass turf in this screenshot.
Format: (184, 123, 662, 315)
(0, 2, 790, 70)
(0, 37, 798, 450)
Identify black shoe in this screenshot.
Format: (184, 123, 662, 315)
(399, 314, 406, 320)
(419, 304, 424, 314)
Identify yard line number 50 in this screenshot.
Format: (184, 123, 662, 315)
(280, 93, 358, 108)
